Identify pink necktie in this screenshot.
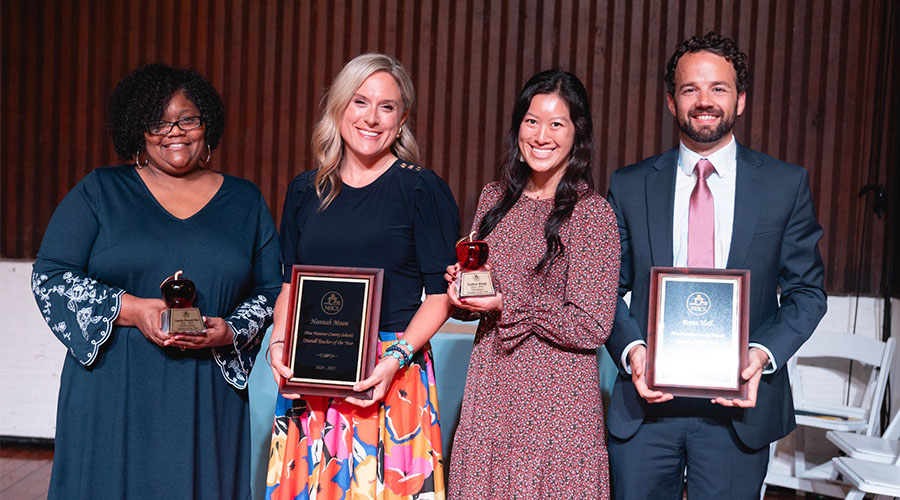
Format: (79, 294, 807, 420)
(688, 159, 715, 267)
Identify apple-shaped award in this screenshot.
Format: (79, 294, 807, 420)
(455, 231, 496, 298)
(160, 270, 205, 334)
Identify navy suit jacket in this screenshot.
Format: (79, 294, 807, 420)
(605, 143, 826, 450)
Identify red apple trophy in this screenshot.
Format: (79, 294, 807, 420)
(455, 231, 496, 298)
(160, 270, 206, 334)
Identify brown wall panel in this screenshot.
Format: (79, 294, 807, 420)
(1, 0, 896, 296)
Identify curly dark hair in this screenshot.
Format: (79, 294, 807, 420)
(665, 31, 750, 96)
(477, 70, 594, 273)
(106, 63, 225, 159)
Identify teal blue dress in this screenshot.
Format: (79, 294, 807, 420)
(31, 165, 282, 500)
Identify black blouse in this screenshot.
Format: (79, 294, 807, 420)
(280, 160, 461, 331)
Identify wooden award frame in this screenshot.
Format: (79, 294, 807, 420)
(647, 267, 750, 399)
(279, 265, 383, 399)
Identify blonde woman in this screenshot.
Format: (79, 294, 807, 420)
(266, 53, 459, 499)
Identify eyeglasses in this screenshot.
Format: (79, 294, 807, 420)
(146, 116, 204, 136)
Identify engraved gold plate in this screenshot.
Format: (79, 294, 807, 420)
(161, 307, 205, 334)
(457, 270, 496, 298)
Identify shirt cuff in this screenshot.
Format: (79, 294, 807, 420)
(749, 342, 776, 374)
(621, 340, 647, 375)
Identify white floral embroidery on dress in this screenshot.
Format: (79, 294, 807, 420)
(31, 270, 124, 365)
(214, 294, 274, 389)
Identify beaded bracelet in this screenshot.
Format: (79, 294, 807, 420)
(384, 339, 414, 368)
(396, 339, 413, 356)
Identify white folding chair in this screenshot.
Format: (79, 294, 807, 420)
(827, 410, 900, 464)
(831, 451, 900, 500)
(763, 333, 895, 498)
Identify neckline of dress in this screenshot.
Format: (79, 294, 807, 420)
(130, 166, 227, 222)
(521, 193, 555, 203)
(340, 159, 399, 192)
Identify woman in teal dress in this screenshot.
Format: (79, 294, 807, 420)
(31, 63, 282, 500)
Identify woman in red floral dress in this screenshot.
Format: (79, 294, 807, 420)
(446, 70, 620, 499)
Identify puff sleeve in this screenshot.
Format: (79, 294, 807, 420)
(279, 172, 314, 283)
(413, 170, 461, 294)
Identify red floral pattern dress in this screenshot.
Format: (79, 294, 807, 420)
(448, 182, 620, 499)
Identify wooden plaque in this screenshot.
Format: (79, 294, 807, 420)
(647, 267, 750, 399)
(279, 265, 383, 399)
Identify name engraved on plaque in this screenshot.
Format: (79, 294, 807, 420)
(655, 277, 740, 389)
(280, 265, 383, 399)
(290, 277, 369, 386)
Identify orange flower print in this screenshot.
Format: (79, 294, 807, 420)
(350, 455, 378, 500)
(317, 458, 348, 500)
(384, 368, 427, 442)
(383, 444, 434, 496)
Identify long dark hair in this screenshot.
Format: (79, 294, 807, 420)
(477, 70, 594, 273)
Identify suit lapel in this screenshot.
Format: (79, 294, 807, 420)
(727, 143, 763, 268)
(645, 149, 677, 267)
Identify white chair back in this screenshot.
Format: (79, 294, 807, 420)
(883, 407, 900, 441)
(790, 333, 895, 435)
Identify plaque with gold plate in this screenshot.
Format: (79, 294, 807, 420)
(646, 267, 750, 399)
(160, 270, 206, 334)
(455, 231, 496, 298)
(279, 265, 383, 399)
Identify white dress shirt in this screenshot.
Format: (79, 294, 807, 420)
(672, 137, 737, 268)
(622, 135, 776, 375)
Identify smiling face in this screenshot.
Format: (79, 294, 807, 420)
(142, 90, 207, 176)
(517, 92, 575, 185)
(339, 71, 407, 167)
(667, 50, 746, 155)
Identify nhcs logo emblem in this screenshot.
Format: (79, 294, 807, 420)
(321, 292, 344, 315)
(686, 292, 711, 316)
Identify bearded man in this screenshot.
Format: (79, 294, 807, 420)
(604, 32, 826, 500)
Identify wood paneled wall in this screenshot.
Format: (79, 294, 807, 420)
(2, 0, 896, 296)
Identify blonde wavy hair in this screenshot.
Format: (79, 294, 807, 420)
(312, 53, 419, 210)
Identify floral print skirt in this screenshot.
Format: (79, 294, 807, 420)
(266, 332, 445, 500)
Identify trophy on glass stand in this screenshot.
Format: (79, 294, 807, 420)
(160, 270, 205, 334)
(455, 231, 496, 298)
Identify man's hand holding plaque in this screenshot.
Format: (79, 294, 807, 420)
(627, 344, 674, 404)
(455, 232, 496, 298)
(711, 347, 769, 408)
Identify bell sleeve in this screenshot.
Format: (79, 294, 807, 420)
(213, 191, 282, 389)
(31, 172, 125, 366)
(495, 195, 621, 351)
(414, 170, 461, 294)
